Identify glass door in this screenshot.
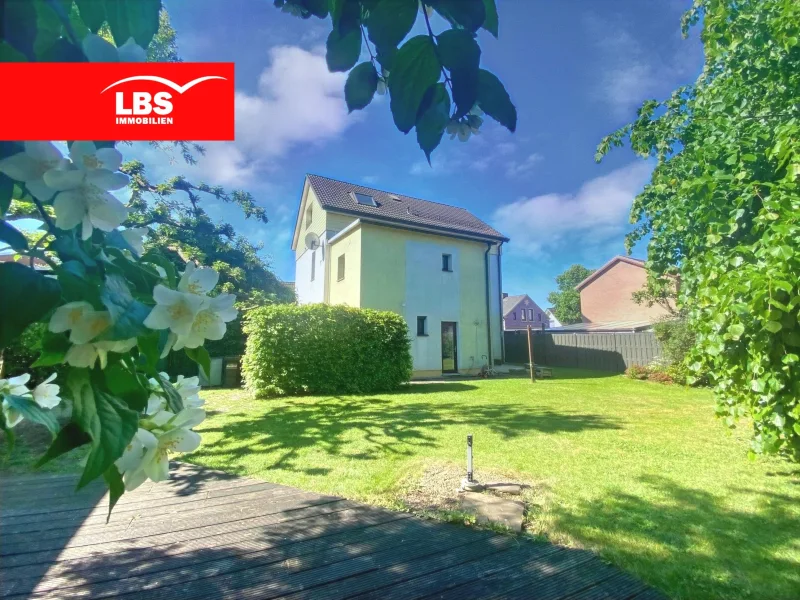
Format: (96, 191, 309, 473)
(441, 322, 458, 373)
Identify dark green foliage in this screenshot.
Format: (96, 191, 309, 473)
(242, 304, 412, 397)
(653, 318, 696, 368)
(597, 0, 800, 459)
(547, 264, 594, 325)
(0, 263, 61, 350)
(345, 62, 378, 112)
(273, 0, 515, 158)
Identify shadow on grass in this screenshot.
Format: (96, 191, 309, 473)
(550, 473, 800, 600)
(187, 396, 623, 475)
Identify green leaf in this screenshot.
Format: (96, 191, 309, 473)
(75, 0, 106, 32)
(100, 274, 152, 340)
(389, 35, 442, 134)
(50, 231, 96, 267)
(2, 0, 37, 59)
(0, 409, 15, 451)
(157, 372, 184, 413)
(137, 330, 161, 374)
(32, 331, 71, 367)
(764, 320, 782, 333)
(0, 220, 28, 250)
(57, 260, 102, 305)
(345, 61, 379, 112)
(185, 346, 212, 379)
(415, 83, 451, 161)
(0, 40, 27, 62)
(481, 0, 498, 37)
(39, 37, 87, 62)
(727, 323, 745, 340)
(0, 174, 13, 215)
(141, 250, 177, 288)
(437, 29, 480, 119)
(36, 423, 92, 468)
(69, 370, 139, 489)
(3, 395, 59, 436)
(0, 263, 61, 350)
(103, 464, 125, 520)
(476, 69, 516, 132)
(430, 0, 486, 33)
(365, 0, 417, 52)
(326, 26, 361, 72)
(104, 361, 148, 412)
(103, 0, 161, 48)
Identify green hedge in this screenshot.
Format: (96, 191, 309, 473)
(242, 304, 412, 397)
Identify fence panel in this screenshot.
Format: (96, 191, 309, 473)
(503, 330, 661, 373)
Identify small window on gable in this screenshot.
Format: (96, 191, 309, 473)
(537, 312, 542, 321)
(417, 316, 428, 336)
(351, 191, 377, 206)
(305, 204, 313, 227)
(521, 310, 527, 321)
(512, 311, 516, 320)
(528, 309, 534, 320)
(442, 254, 453, 272)
(310, 249, 316, 281)
(337, 254, 345, 281)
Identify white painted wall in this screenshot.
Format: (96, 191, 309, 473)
(404, 240, 462, 372)
(488, 246, 503, 363)
(295, 245, 325, 305)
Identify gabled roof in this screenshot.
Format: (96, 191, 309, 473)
(548, 319, 655, 333)
(575, 256, 646, 291)
(502, 294, 546, 318)
(305, 174, 508, 242)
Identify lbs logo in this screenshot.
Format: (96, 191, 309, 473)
(0, 63, 235, 141)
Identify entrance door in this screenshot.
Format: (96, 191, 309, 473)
(441, 322, 458, 373)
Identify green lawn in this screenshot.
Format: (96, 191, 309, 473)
(181, 371, 799, 600)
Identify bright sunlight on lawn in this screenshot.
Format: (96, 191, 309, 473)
(181, 370, 799, 600)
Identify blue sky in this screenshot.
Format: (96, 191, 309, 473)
(134, 0, 704, 307)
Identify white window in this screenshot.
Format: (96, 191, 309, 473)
(528, 309, 534, 321)
(442, 254, 453, 272)
(305, 204, 313, 227)
(521, 310, 526, 321)
(337, 254, 345, 281)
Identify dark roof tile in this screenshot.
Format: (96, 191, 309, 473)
(307, 174, 508, 241)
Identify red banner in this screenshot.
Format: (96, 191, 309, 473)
(0, 63, 235, 141)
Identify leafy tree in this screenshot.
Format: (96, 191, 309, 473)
(631, 274, 679, 317)
(274, 0, 516, 160)
(598, 0, 800, 459)
(546, 264, 594, 325)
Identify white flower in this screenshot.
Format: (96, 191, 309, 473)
(44, 164, 129, 240)
(144, 285, 206, 335)
(174, 375, 204, 407)
(82, 33, 147, 63)
(178, 262, 219, 296)
(120, 227, 147, 256)
(69, 141, 123, 173)
(64, 338, 137, 369)
(31, 374, 60, 409)
(2, 399, 23, 428)
(0, 374, 31, 396)
(173, 294, 238, 350)
(0, 142, 64, 201)
(69, 309, 112, 345)
(49, 301, 94, 334)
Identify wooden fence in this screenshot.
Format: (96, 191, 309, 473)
(504, 331, 662, 373)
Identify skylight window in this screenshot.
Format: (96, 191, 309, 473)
(351, 191, 377, 207)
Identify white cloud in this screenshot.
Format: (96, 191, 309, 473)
(491, 161, 652, 257)
(506, 153, 543, 177)
(586, 14, 702, 119)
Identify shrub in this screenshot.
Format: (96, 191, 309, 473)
(647, 368, 674, 384)
(625, 365, 650, 380)
(242, 304, 412, 396)
(653, 318, 696, 365)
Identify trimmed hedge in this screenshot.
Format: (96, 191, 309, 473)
(242, 304, 412, 396)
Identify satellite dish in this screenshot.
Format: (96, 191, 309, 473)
(305, 232, 320, 251)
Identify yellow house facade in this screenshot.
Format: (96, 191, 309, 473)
(292, 175, 508, 378)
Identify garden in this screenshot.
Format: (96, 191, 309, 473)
(6, 370, 798, 600)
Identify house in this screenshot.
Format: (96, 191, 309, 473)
(575, 256, 673, 324)
(292, 174, 508, 378)
(502, 293, 548, 331)
(545, 308, 561, 328)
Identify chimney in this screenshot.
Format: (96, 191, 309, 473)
(502, 292, 508, 299)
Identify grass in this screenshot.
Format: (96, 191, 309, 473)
(2, 369, 797, 599)
(182, 370, 799, 600)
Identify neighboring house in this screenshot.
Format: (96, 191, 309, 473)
(292, 174, 508, 378)
(545, 308, 561, 328)
(575, 256, 673, 324)
(502, 293, 548, 331)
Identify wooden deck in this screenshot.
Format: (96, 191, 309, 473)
(0, 463, 664, 599)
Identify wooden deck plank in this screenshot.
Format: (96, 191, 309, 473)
(0, 466, 659, 600)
